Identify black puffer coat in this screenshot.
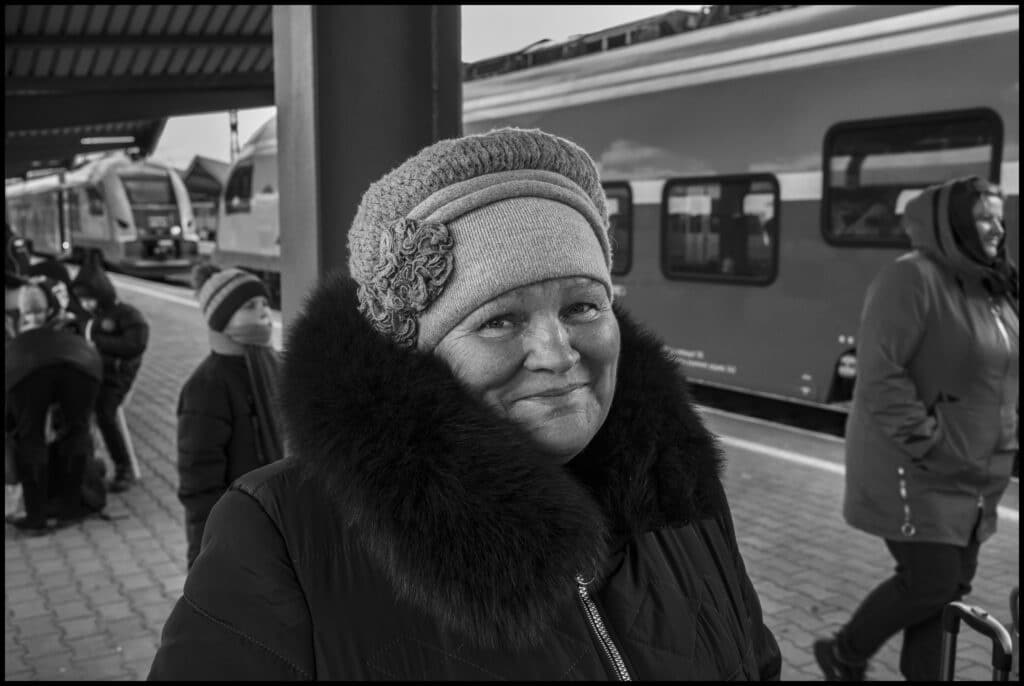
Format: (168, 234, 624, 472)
(176, 353, 270, 568)
(150, 275, 781, 681)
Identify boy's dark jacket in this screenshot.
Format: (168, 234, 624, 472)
(71, 256, 149, 393)
(175, 353, 271, 569)
(149, 274, 781, 681)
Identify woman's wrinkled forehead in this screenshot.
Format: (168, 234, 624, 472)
(485, 277, 608, 306)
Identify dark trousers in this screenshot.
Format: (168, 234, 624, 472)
(8, 365, 100, 520)
(838, 531, 981, 681)
(95, 384, 131, 477)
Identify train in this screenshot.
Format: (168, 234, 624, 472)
(5, 153, 199, 275)
(210, 4, 1019, 411)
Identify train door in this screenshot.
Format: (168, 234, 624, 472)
(218, 160, 254, 258)
(249, 152, 280, 262)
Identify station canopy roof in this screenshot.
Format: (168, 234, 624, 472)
(5, 5, 274, 179)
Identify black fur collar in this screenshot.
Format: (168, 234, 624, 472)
(279, 273, 724, 649)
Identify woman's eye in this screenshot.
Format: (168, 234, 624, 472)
(480, 316, 513, 331)
(565, 302, 599, 318)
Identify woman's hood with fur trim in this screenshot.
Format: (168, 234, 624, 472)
(279, 272, 725, 649)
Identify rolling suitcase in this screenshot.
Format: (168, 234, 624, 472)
(939, 601, 1014, 681)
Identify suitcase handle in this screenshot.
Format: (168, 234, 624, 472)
(940, 601, 1013, 680)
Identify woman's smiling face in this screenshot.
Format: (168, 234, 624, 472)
(434, 277, 620, 464)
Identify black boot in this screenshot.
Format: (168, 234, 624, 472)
(814, 637, 867, 681)
(107, 470, 136, 494)
(6, 513, 56, 536)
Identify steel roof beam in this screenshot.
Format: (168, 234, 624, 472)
(4, 35, 270, 50)
(6, 88, 274, 130)
(6, 73, 274, 96)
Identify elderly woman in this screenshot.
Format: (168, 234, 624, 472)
(815, 176, 1018, 681)
(149, 128, 781, 680)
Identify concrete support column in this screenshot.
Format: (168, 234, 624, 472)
(273, 5, 462, 325)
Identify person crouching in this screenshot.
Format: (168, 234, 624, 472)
(5, 279, 102, 533)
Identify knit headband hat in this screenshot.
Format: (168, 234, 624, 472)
(193, 263, 269, 332)
(348, 127, 613, 351)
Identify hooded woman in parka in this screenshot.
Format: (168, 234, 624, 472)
(814, 176, 1018, 681)
(148, 128, 781, 681)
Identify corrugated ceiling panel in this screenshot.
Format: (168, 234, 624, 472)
(186, 5, 212, 35)
(185, 47, 208, 75)
(148, 47, 171, 76)
(12, 48, 34, 77)
(205, 6, 231, 35)
(65, 6, 90, 35)
(253, 50, 273, 73)
(73, 48, 94, 76)
(203, 46, 226, 74)
(85, 5, 110, 35)
(242, 6, 267, 34)
(92, 47, 115, 77)
(131, 47, 153, 75)
(146, 6, 173, 36)
(5, 6, 24, 35)
(33, 48, 54, 77)
(21, 5, 46, 34)
(222, 6, 250, 35)
(219, 46, 244, 73)
(107, 5, 133, 35)
(165, 48, 189, 76)
(166, 6, 193, 35)
(52, 48, 75, 77)
(111, 47, 134, 76)
(236, 46, 260, 73)
(43, 5, 67, 35)
(258, 9, 272, 35)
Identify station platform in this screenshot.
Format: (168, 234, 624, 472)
(5, 271, 1019, 681)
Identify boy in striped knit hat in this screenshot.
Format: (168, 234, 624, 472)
(176, 264, 283, 568)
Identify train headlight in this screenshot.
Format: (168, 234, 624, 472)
(170, 225, 182, 236)
(61, 241, 70, 250)
(837, 353, 857, 379)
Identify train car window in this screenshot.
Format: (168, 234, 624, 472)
(603, 182, 632, 275)
(661, 174, 779, 285)
(225, 164, 254, 215)
(823, 108, 1002, 247)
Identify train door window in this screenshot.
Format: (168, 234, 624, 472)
(86, 186, 105, 216)
(661, 175, 779, 285)
(65, 189, 82, 234)
(823, 108, 1001, 246)
(225, 164, 253, 214)
(603, 182, 632, 275)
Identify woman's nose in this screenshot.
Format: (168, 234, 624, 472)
(523, 318, 580, 373)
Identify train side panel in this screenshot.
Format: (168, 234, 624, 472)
(463, 15, 1018, 406)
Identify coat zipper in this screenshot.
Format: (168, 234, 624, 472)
(984, 298, 1012, 514)
(575, 575, 631, 680)
(990, 300, 1011, 354)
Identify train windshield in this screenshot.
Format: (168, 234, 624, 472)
(120, 174, 176, 206)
